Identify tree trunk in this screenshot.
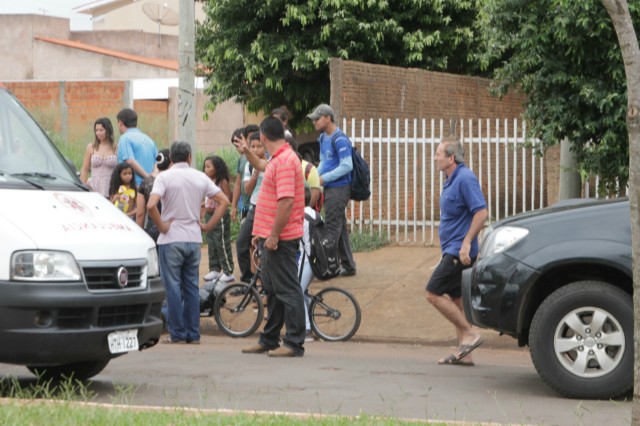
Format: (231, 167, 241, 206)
(600, 0, 640, 422)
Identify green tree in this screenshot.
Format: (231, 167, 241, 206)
(477, 0, 640, 196)
(196, 0, 483, 128)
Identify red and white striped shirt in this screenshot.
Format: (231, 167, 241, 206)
(252, 143, 304, 240)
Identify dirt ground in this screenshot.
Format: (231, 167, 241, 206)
(198, 244, 520, 350)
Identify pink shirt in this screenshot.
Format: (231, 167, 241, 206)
(151, 162, 221, 244)
(252, 143, 304, 241)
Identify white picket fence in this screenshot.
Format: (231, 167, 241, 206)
(342, 118, 546, 245)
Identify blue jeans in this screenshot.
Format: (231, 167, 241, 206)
(158, 242, 201, 342)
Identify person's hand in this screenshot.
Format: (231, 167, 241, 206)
(231, 206, 238, 222)
(265, 235, 278, 251)
(159, 219, 172, 234)
(232, 134, 249, 154)
(459, 241, 471, 266)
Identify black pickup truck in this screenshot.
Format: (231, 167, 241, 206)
(462, 198, 632, 399)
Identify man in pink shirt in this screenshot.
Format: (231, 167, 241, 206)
(147, 141, 229, 344)
(237, 116, 307, 357)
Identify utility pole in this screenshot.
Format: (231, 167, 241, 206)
(558, 138, 582, 200)
(178, 0, 196, 162)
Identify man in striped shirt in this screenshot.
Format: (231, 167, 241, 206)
(237, 116, 307, 357)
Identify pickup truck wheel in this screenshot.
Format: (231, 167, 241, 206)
(27, 359, 110, 381)
(529, 281, 632, 399)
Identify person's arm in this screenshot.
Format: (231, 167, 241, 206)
(233, 134, 267, 171)
(148, 194, 171, 234)
(135, 192, 146, 228)
(201, 192, 230, 233)
(244, 168, 259, 195)
(231, 173, 242, 221)
(459, 208, 489, 266)
(125, 158, 149, 181)
(264, 197, 294, 251)
(79, 144, 92, 185)
(320, 154, 353, 185)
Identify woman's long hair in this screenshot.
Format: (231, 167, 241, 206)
(202, 155, 230, 186)
(93, 117, 115, 151)
(109, 162, 135, 197)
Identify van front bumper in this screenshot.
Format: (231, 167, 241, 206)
(0, 276, 164, 366)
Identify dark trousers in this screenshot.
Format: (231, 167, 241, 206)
(204, 210, 234, 275)
(235, 207, 255, 283)
(323, 184, 356, 270)
(258, 239, 305, 354)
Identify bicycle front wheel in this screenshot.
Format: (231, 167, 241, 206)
(214, 283, 264, 338)
(309, 287, 361, 342)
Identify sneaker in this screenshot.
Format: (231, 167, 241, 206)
(219, 273, 236, 283)
(204, 270, 220, 281)
(268, 346, 303, 358)
(304, 331, 315, 343)
(338, 267, 356, 277)
(241, 343, 271, 354)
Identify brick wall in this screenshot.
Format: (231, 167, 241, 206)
(329, 59, 556, 241)
(6, 80, 128, 144)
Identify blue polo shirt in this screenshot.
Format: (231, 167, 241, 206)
(117, 128, 158, 186)
(439, 163, 487, 258)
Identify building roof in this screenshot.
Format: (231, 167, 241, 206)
(34, 36, 178, 71)
(73, 0, 137, 17)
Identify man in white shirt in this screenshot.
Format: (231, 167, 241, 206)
(147, 141, 229, 345)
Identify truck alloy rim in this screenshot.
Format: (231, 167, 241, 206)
(553, 306, 625, 378)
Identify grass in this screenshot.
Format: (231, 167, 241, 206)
(0, 376, 441, 426)
(350, 226, 389, 252)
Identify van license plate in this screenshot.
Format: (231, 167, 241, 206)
(107, 329, 139, 354)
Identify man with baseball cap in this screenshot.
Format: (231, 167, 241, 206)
(307, 103, 356, 276)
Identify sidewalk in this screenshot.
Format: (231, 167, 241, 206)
(198, 245, 521, 351)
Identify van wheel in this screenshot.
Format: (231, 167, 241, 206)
(529, 281, 632, 399)
(27, 359, 110, 381)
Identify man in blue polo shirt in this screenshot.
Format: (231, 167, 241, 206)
(426, 135, 488, 366)
(116, 108, 158, 187)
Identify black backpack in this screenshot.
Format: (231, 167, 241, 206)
(331, 134, 371, 201)
(305, 212, 340, 280)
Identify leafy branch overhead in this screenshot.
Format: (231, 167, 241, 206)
(195, 0, 485, 128)
(477, 0, 640, 195)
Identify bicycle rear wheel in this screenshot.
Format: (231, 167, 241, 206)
(309, 287, 361, 342)
(214, 283, 264, 337)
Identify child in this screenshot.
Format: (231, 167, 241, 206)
(235, 132, 266, 281)
(299, 187, 316, 342)
(109, 162, 136, 220)
(202, 155, 235, 282)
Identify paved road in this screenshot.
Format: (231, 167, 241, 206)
(0, 336, 631, 425)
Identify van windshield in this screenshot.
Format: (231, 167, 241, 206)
(0, 89, 79, 188)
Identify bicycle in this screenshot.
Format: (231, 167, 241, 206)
(214, 249, 361, 341)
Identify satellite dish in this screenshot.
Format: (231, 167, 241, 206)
(142, 2, 179, 46)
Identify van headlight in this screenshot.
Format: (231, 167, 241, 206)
(478, 226, 529, 259)
(147, 248, 159, 277)
(11, 251, 81, 281)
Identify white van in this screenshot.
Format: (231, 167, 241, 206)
(0, 85, 164, 380)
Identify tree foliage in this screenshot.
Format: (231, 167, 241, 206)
(477, 0, 640, 195)
(196, 0, 484, 128)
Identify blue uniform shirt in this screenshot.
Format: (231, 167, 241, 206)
(438, 163, 487, 258)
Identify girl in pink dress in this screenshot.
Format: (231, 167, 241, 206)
(80, 117, 118, 198)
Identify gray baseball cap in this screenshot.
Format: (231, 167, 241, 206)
(307, 104, 334, 121)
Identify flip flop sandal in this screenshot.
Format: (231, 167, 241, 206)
(456, 337, 484, 362)
(438, 354, 475, 366)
